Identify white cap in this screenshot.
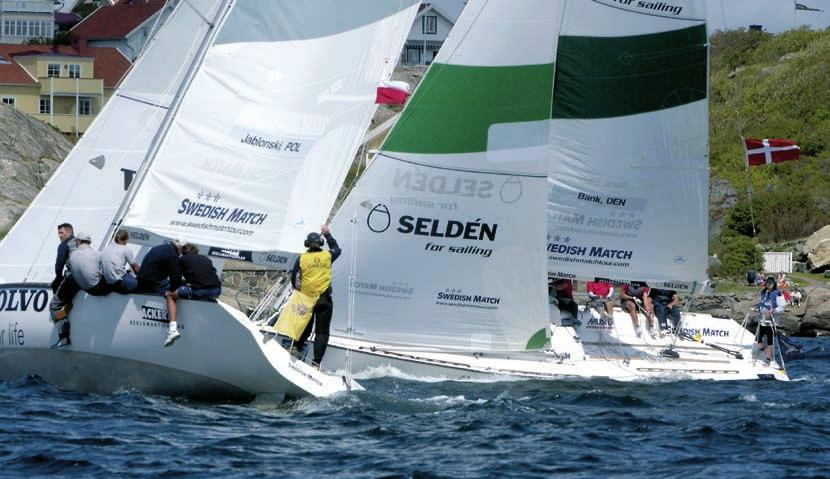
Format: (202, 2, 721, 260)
(75, 232, 92, 242)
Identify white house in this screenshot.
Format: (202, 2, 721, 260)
(0, 0, 55, 44)
(402, 3, 458, 65)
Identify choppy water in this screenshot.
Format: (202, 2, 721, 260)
(2, 340, 830, 478)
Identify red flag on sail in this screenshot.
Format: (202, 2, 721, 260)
(375, 80, 410, 104)
(743, 138, 800, 166)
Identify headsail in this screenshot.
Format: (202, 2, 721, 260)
(120, 1, 420, 268)
(329, 0, 560, 352)
(0, 0, 226, 283)
(547, 0, 709, 287)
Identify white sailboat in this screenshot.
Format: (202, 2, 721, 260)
(0, 0, 421, 400)
(321, 0, 788, 381)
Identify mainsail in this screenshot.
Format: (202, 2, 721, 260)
(120, 1, 420, 268)
(0, 0, 226, 283)
(547, 0, 709, 287)
(329, 0, 559, 352)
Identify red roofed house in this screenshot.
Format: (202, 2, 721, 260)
(71, 0, 171, 61)
(0, 43, 130, 136)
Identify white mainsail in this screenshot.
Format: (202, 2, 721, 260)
(546, 0, 710, 287)
(121, 1, 420, 268)
(0, 0, 226, 283)
(329, 0, 560, 352)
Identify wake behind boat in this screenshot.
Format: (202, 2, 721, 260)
(0, 0, 421, 400)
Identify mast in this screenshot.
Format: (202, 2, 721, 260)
(102, 0, 234, 248)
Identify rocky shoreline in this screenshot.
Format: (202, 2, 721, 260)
(691, 286, 830, 337)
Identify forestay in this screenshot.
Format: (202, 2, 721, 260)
(546, 0, 709, 288)
(121, 1, 420, 269)
(0, 0, 224, 283)
(329, 0, 557, 352)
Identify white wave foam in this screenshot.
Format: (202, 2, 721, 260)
(413, 395, 488, 406)
(741, 393, 758, 403)
(335, 364, 527, 384)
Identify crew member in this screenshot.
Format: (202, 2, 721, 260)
(101, 229, 140, 294)
(292, 224, 341, 369)
(550, 278, 579, 320)
(586, 280, 615, 318)
(163, 243, 222, 347)
(52, 223, 74, 293)
(48, 232, 108, 347)
(620, 282, 653, 338)
(137, 240, 183, 296)
(649, 288, 681, 333)
(756, 277, 783, 367)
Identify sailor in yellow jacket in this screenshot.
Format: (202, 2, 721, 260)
(290, 224, 341, 369)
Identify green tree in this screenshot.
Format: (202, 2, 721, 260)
(714, 234, 762, 279)
(725, 201, 757, 237)
(72, 1, 99, 19)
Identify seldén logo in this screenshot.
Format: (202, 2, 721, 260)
(364, 203, 497, 241)
(392, 168, 523, 204)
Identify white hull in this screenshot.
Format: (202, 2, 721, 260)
(0, 284, 359, 400)
(324, 305, 787, 382)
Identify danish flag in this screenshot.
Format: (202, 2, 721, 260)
(743, 138, 800, 166)
(375, 80, 410, 104)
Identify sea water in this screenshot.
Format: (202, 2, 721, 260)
(2, 339, 829, 478)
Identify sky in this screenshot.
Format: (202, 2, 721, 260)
(431, 0, 830, 33)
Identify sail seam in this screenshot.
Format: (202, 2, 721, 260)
(377, 152, 546, 179)
(115, 93, 170, 110)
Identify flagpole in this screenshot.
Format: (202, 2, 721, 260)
(794, 0, 797, 28)
(736, 106, 757, 237)
(740, 135, 758, 237)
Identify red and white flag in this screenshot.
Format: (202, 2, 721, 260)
(743, 138, 800, 166)
(375, 80, 410, 104)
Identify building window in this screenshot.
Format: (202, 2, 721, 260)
(1, 97, 15, 107)
(39, 96, 51, 114)
(2, 20, 11, 36)
(78, 98, 91, 115)
(68, 64, 80, 78)
(47, 63, 60, 77)
(422, 15, 437, 34)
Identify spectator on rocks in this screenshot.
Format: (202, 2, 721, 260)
(792, 289, 803, 308)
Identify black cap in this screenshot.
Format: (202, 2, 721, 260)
(305, 232, 323, 249)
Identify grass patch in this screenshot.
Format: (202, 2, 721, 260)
(712, 280, 760, 295)
(788, 271, 828, 288)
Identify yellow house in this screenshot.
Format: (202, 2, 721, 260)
(0, 43, 130, 136)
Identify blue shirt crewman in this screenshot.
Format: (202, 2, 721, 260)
(52, 223, 74, 293)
